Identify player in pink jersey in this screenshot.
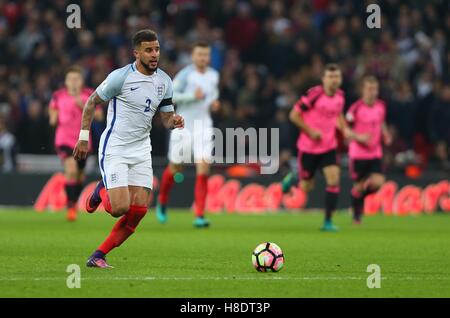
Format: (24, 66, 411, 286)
(288, 64, 369, 231)
(49, 66, 102, 221)
(346, 75, 392, 224)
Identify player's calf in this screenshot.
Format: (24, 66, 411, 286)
(325, 185, 340, 221)
(89, 205, 148, 267)
(351, 185, 364, 223)
(281, 172, 299, 193)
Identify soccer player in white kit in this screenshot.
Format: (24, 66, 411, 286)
(73, 30, 184, 268)
(156, 42, 220, 228)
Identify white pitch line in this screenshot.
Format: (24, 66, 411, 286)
(1, 276, 450, 282)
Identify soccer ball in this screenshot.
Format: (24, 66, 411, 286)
(252, 242, 284, 272)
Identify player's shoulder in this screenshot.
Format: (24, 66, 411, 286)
(302, 85, 324, 105)
(109, 63, 135, 79)
(304, 85, 325, 99)
(156, 68, 172, 84)
(349, 99, 364, 109)
(207, 66, 219, 77)
(306, 85, 323, 95)
(175, 64, 195, 78)
(104, 63, 135, 89)
(346, 99, 363, 121)
(376, 99, 387, 108)
(82, 87, 94, 95)
(53, 88, 67, 97)
(96, 63, 135, 100)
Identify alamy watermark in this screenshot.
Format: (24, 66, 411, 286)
(169, 120, 280, 174)
(366, 4, 381, 29)
(366, 264, 381, 288)
(66, 3, 381, 30)
(66, 264, 81, 288)
(66, 4, 81, 29)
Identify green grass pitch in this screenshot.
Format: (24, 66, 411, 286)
(0, 208, 450, 297)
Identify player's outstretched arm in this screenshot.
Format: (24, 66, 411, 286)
(382, 122, 392, 146)
(289, 107, 321, 140)
(338, 113, 370, 145)
(73, 92, 105, 161)
(48, 107, 58, 127)
(160, 112, 184, 130)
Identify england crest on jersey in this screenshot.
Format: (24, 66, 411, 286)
(157, 84, 165, 99)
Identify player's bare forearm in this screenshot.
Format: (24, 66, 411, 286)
(341, 114, 371, 145)
(160, 111, 174, 129)
(49, 108, 58, 127)
(338, 114, 359, 141)
(382, 122, 392, 145)
(73, 92, 104, 161)
(81, 92, 104, 130)
(210, 100, 220, 112)
(337, 113, 354, 139)
(160, 111, 185, 130)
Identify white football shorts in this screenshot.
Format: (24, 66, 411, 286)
(99, 153, 153, 190)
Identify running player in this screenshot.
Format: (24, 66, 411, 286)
(49, 66, 101, 221)
(73, 29, 184, 268)
(156, 42, 220, 228)
(346, 75, 392, 224)
(288, 64, 368, 231)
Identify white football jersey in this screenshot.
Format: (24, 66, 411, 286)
(172, 64, 219, 128)
(96, 62, 174, 157)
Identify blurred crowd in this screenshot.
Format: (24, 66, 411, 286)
(1, 0, 450, 174)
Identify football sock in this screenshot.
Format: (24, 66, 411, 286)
(92, 250, 105, 259)
(98, 205, 147, 255)
(75, 182, 83, 201)
(158, 166, 175, 205)
(325, 186, 340, 222)
(65, 180, 78, 209)
(351, 187, 364, 221)
(194, 174, 208, 218)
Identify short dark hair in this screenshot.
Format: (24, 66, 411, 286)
(192, 41, 210, 50)
(65, 65, 83, 75)
(132, 29, 158, 48)
(322, 63, 341, 75)
(361, 75, 379, 85)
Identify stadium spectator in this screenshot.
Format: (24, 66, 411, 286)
(1, 0, 449, 173)
(16, 99, 51, 154)
(428, 84, 450, 170)
(0, 115, 16, 172)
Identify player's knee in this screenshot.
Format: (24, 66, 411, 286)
(65, 172, 78, 182)
(196, 162, 210, 175)
(326, 174, 340, 187)
(197, 167, 210, 176)
(64, 165, 78, 179)
(169, 163, 183, 173)
(301, 180, 314, 192)
(77, 171, 86, 182)
(352, 182, 364, 193)
(327, 181, 340, 189)
(371, 177, 385, 190)
(111, 204, 129, 217)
